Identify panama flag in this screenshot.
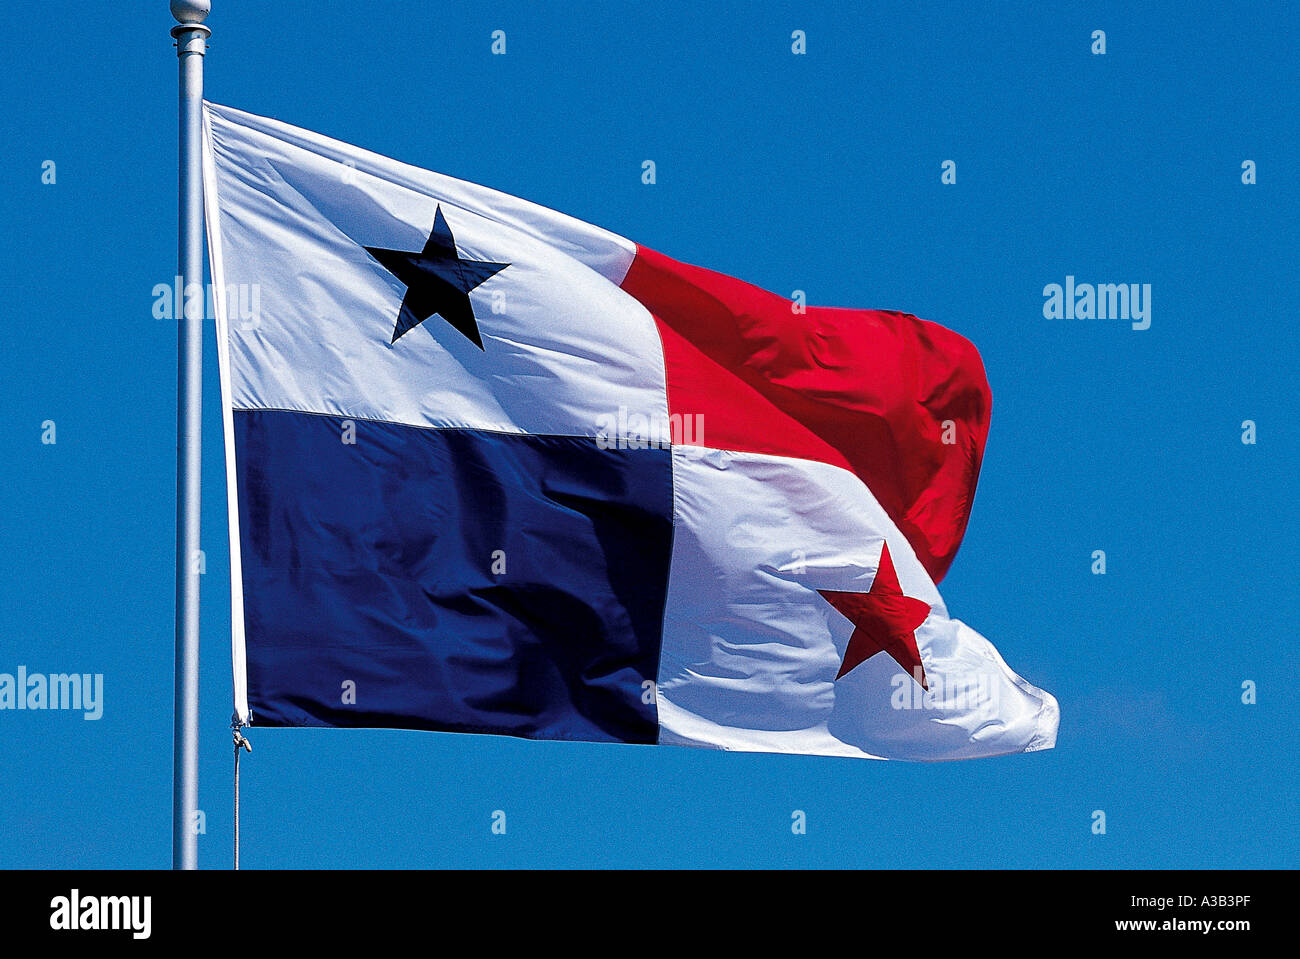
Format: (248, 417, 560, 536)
(202, 102, 1058, 761)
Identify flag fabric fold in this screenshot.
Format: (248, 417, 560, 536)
(202, 102, 1058, 760)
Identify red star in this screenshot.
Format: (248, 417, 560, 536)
(819, 541, 932, 688)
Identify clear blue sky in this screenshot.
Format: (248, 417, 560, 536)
(1, 1, 1295, 867)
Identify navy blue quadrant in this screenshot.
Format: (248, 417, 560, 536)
(234, 410, 674, 744)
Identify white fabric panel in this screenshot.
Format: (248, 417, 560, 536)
(202, 102, 664, 439)
(658, 446, 1059, 760)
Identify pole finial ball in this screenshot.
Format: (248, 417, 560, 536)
(170, 0, 210, 23)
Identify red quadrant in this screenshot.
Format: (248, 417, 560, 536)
(622, 245, 991, 583)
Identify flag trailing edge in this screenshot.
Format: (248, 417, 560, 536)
(202, 101, 1059, 761)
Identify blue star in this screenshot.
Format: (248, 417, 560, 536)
(364, 205, 510, 349)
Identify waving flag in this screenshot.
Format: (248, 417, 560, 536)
(202, 102, 1058, 760)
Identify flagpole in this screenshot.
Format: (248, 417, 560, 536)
(170, 0, 210, 871)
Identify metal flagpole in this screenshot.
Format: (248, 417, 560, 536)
(170, 0, 210, 871)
